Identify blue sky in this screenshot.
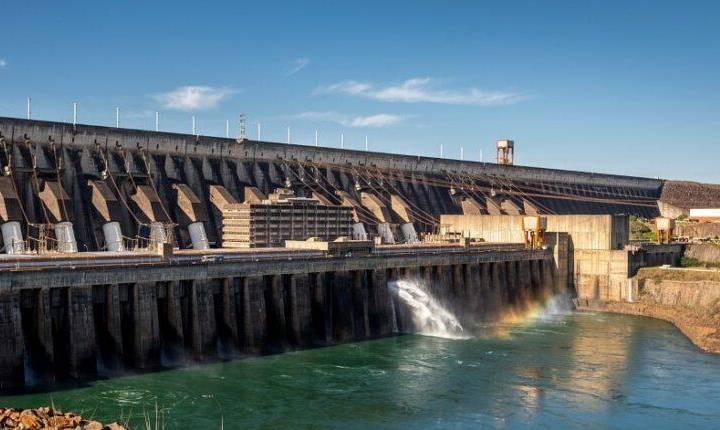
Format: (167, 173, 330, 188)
(1, 1, 719, 182)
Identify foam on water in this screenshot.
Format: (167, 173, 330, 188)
(389, 279, 466, 339)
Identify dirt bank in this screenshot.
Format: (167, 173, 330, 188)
(576, 300, 720, 354)
(576, 267, 720, 353)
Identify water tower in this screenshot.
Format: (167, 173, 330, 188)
(496, 140, 514, 165)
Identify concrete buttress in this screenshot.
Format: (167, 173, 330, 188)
(0, 290, 24, 387)
(131, 283, 161, 369)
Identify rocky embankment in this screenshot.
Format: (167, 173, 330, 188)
(0, 407, 125, 429)
(577, 267, 720, 353)
(660, 180, 720, 212)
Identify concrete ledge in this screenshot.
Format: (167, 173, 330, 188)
(0, 117, 664, 189)
(0, 249, 552, 290)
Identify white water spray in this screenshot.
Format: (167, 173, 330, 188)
(390, 280, 466, 339)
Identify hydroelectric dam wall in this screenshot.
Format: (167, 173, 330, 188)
(0, 245, 557, 389)
(0, 117, 667, 390)
(0, 117, 663, 253)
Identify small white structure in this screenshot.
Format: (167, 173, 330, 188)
(400, 223, 419, 244)
(496, 139, 514, 165)
(103, 221, 124, 252)
(54, 222, 78, 253)
(689, 208, 720, 222)
(1, 221, 25, 254)
(149, 222, 168, 248)
(188, 222, 210, 250)
(377, 223, 395, 244)
(352, 223, 368, 241)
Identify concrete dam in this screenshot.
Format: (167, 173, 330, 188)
(0, 244, 557, 388)
(0, 117, 675, 390)
(0, 117, 663, 252)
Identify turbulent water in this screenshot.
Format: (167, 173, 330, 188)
(389, 279, 466, 338)
(2, 307, 720, 429)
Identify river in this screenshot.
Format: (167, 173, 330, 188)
(2, 312, 719, 429)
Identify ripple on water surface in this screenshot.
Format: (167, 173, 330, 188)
(2, 313, 720, 429)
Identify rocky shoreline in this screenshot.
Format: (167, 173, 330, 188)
(0, 407, 125, 429)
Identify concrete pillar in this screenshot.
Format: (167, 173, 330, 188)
(420, 266, 433, 287)
(36, 288, 55, 371)
(164, 281, 185, 360)
(222, 278, 240, 348)
(491, 262, 506, 307)
(351, 270, 370, 339)
(311, 273, 332, 345)
(332, 271, 356, 342)
(288, 273, 312, 346)
(266, 275, 288, 350)
(368, 268, 394, 337)
(0, 290, 25, 388)
(517, 260, 533, 305)
(438, 265, 453, 303)
(479, 262, 494, 316)
(242, 276, 267, 352)
(461, 264, 473, 316)
(451, 264, 465, 311)
(548, 232, 570, 292)
(542, 258, 559, 294)
(67, 286, 97, 378)
(132, 283, 161, 369)
(105, 285, 124, 358)
(505, 261, 519, 305)
(191, 280, 217, 358)
(530, 259, 543, 299)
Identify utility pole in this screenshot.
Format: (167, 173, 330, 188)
(73, 102, 78, 126)
(365, 135, 368, 151)
(341, 133, 344, 149)
(115, 107, 120, 128)
(192, 116, 196, 135)
(27, 97, 31, 120)
(155, 112, 160, 132)
(257, 123, 261, 140)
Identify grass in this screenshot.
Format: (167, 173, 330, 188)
(681, 256, 720, 270)
(637, 267, 720, 282)
(629, 216, 658, 242)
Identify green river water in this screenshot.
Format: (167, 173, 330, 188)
(2, 312, 719, 429)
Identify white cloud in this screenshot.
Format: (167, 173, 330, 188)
(287, 57, 310, 76)
(315, 78, 523, 105)
(295, 111, 403, 128)
(0, 59, 7, 68)
(152, 85, 238, 111)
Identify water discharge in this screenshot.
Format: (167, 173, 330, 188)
(389, 279, 466, 339)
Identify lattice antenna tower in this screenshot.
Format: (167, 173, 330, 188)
(237, 114, 247, 142)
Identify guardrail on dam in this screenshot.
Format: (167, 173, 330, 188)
(0, 245, 557, 389)
(0, 117, 663, 253)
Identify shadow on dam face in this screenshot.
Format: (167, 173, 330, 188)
(0, 257, 563, 392)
